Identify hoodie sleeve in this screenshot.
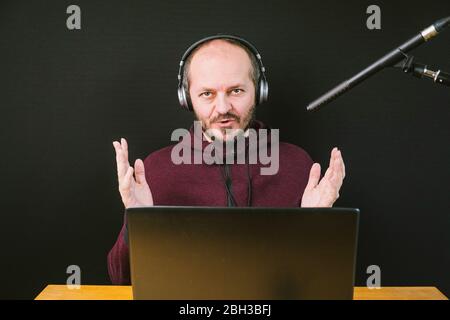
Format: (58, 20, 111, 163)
(106, 150, 161, 285)
(107, 214, 131, 285)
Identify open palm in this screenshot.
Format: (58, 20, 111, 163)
(113, 138, 154, 208)
(301, 147, 345, 207)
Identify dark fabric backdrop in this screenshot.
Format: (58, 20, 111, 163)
(0, 0, 449, 299)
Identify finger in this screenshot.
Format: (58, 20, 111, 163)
(113, 141, 125, 178)
(305, 163, 321, 191)
(324, 147, 339, 180)
(121, 138, 129, 164)
(113, 140, 130, 180)
(134, 159, 147, 185)
(323, 167, 334, 183)
(120, 166, 134, 194)
(115, 138, 130, 179)
(112, 141, 122, 158)
(332, 150, 345, 182)
(339, 149, 346, 178)
(324, 161, 335, 181)
(329, 154, 345, 192)
(319, 150, 343, 205)
(329, 147, 338, 168)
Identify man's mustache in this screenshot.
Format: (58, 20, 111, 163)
(211, 113, 240, 123)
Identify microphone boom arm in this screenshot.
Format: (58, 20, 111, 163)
(306, 16, 450, 111)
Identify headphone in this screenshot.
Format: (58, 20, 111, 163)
(177, 34, 269, 111)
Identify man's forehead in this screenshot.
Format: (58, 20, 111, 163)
(190, 69, 252, 91)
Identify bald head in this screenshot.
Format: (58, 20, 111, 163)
(183, 39, 260, 95)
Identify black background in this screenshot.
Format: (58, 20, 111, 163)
(0, 0, 449, 299)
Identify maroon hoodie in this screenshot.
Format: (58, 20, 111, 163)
(107, 120, 314, 284)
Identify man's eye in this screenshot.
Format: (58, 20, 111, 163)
(200, 92, 212, 97)
(231, 89, 243, 94)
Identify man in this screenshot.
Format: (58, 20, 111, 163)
(108, 36, 345, 284)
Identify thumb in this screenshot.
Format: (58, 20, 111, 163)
(305, 163, 321, 191)
(134, 159, 147, 185)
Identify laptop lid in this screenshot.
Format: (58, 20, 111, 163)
(126, 206, 359, 300)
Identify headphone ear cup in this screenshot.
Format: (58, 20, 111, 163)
(258, 78, 269, 105)
(178, 85, 191, 111)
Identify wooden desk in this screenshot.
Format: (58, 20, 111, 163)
(35, 285, 448, 300)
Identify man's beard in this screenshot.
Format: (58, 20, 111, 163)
(195, 105, 256, 141)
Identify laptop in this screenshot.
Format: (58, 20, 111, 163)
(126, 206, 359, 300)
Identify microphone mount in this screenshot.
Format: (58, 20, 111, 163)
(394, 53, 450, 87)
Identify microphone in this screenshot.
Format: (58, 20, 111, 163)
(306, 16, 450, 111)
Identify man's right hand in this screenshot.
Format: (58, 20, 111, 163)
(113, 138, 154, 208)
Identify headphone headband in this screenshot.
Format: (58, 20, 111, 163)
(177, 34, 269, 111)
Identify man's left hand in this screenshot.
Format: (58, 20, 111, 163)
(301, 147, 346, 207)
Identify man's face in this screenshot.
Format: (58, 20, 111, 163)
(188, 40, 256, 141)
